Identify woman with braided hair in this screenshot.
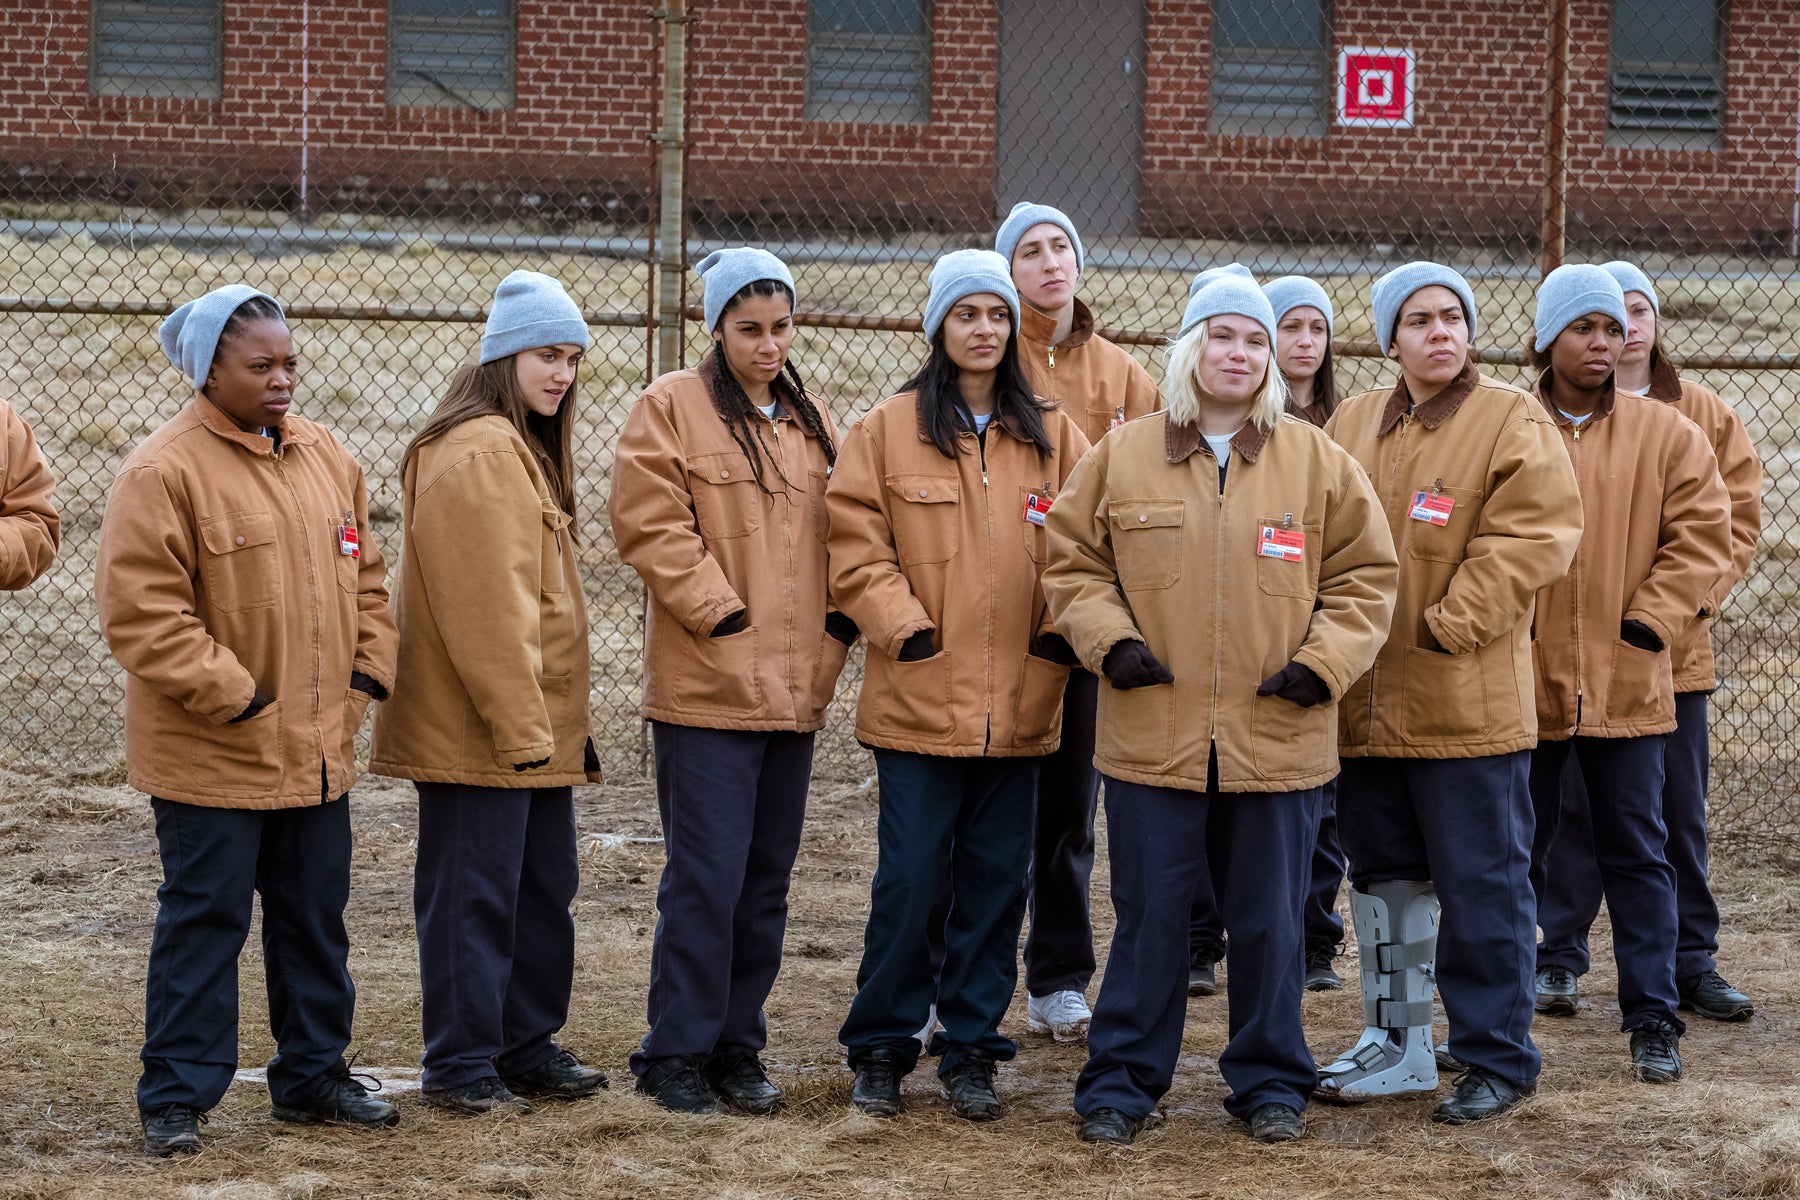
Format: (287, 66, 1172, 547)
(611, 248, 851, 1116)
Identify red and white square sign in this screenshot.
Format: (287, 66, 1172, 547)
(1338, 48, 1415, 128)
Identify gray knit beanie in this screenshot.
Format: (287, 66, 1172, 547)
(1262, 275, 1335, 338)
(1179, 274, 1277, 342)
(1186, 262, 1257, 306)
(1533, 264, 1628, 352)
(1370, 262, 1479, 355)
(695, 247, 797, 334)
(160, 284, 284, 388)
(994, 202, 1084, 272)
(923, 249, 1020, 340)
(479, 270, 590, 364)
(1600, 261, 1660, 314)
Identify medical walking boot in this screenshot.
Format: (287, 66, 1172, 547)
(1315, 880, 1440, 1103)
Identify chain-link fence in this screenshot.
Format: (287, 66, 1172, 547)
(2, 1, 1797, 851)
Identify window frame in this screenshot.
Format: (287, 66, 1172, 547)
(1605, 0, 1727, 151)
(386, 0, 518, 112)
(1208, 0, 1333, 139)
(804, 0, 933, 126)
(88, 0, 223, 101)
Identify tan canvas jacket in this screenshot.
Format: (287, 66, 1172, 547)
(371, 415, 599, 786)
(827, 390, 1090, 756)
(608, 355, 847, 732)
(1017, 299, 1160, 445)
(1530, 381, 1732, 739)
(1325, 365, 1583, 758)
(96, 394, 397, 808)
(1044, 413, 1397, 793)
(0, 399, 59, 590)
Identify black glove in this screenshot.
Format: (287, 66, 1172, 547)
(711, 610, 748, 638)
(1032, 632, 1080, 667)
(229, 690, 272, 723)
(1620, 619, 1664, 652)
(583, 736, 601, 773)
(1100, 640, 1175, 690)
(349, 671, 387, 700)
(513, 757, 552, 773)
(896, 629, 937, 662)
(1257, 661, 1331, 708)
(826, 611, 860, 646)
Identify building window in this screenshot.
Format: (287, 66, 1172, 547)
(387, 0, 515, 111)
(1607, 0, 1725, 150)
(90, 0, 222, 100)
(1209, 0, 1331, 137)
(806, 0, 931, 124)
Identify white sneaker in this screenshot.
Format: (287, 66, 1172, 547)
(1026, 990, 1092, 1043)
(915, 1003, 939, 1047)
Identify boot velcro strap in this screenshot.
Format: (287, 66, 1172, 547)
(1364, 997, 1434, 1029)
(1373, 938, 1434, 973)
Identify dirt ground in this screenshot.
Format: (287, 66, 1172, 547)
(1, 766, 1797, 1200)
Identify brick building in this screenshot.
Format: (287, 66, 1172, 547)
(2, 1, 1795, 249)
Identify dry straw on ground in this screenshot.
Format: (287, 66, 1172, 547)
(1, 768, 1797, 1200)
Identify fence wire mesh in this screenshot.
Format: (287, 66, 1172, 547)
(1, 1, 1797, 852)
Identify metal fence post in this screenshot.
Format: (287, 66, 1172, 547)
(651, 0, 690, 381)
(1539, 0, 1570, 276)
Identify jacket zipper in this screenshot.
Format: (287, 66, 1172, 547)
(768, 411, 798, 720)
(273, 442, 326, 801)
(1208, 457, 1225, 748)
(978, 429, 994, 750)
(1568, 421, 1584, 728)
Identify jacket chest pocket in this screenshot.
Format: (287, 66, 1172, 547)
(1109, 500, 1184, 591)
(688, 450, 762, 540)
(324, 515, 360, 593)
(1020, 485, 1051, 564)
(886, 474, 960, 565)
(1403, 485, 1482, 564)
(1253, 515, 1321, 600)
(199, 509, 280, 612)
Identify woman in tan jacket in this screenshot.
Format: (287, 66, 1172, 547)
(96, 285, 400, 1155)
(1524, 264, 1732, 1087)
(371, 271, 608, 1115)
(1045, 273, 1396, 1146)
(829, 249, 1089, 1123)
(0, 398, 59, 590)
(609, 248, 848, 1117)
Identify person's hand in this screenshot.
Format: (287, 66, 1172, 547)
(1032, 632, 1080, 666)
(349, 671, 387, 700)
(826, 611, 860, 646)
(229, 690, 272, 722)
(711, 610, 748, 638)
(584, 737, 601, 773)
(513, 757, 552, 773)
(1256, 661, 1331, 708)
(896, 629, 936, 662)
(1620, 619, 1664, 652)
(1100, 641, 1174, 689)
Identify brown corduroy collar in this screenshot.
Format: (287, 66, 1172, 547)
(1377, 359, 1480, 436)
(1164, 416, 1272, 465)
(1019, 297, 1096, 351)
(1646, 351, 1683, 402)
(1531, 372, 1619, 425)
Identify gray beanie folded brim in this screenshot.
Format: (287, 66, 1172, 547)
(695, 247, 797, 334)
(1261, 275, 1335, 337)
(1179, 274, 1277, 343)
(923, 249, 1020, 340)
(1600, 260, 1659, 314)
(1370, 262, 1479, 356)
(994, 202, 1084, 271)
(1533, 264, 1629, 351)
(160, 284, 284, 388)
(480, 270, 590, 364)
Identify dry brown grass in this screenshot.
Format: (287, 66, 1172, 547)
(1, 767, 1797, 1200)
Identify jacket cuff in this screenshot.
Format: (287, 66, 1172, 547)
(1084, 626, 1144, 676)
(1291, 646, 1345, 702)
(1421, 605, 1476, 656)
(1626, 608, 1677, 651)
(882, 618, 934, 659)
(497, 740, 557, 768)
(206, 675, 261, 725)
(697, 594, 747, 637)
(353, 661, 396, 698)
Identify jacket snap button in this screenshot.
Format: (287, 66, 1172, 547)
(721, 470, 730, 479)
(1138, 514, 1147, 523)
(919, 488, 928, 498)
(235, 535, 246, 545)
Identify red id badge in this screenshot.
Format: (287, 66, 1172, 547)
(1108, 405, 1126, 431)
(1409, 490, 1455, 526)
(1258, 525, 1305, 561)
(338, 511, 361, 558)
(1024, 492, 1053, 526)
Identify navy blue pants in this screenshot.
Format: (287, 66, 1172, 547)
(415, 783, 579, 1091)
(139, 795, 354, 1114)
(633, 722, 813, 1074)
(841, 751, 1039, 1077)
(1528, 735, 1685, 1033)
(1026, 668, 1101, 996)
(1188, 777, 1342, 961)
(1075, 768, 1320, 1121)
(1538, 693, 1720, 980)
(1337, 752, 1541, 1089)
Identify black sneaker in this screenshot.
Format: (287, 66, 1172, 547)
(636, 1055, 726, 1115)
(1431, 1067, 1534, 1124)
(1304, 946, 1343, 992)
(1534, 965, 1579, 1016)
(141, 1103, 204, 1157)
(704, 1049, 784, 1115)
(1246, 1102, 1303, 1143)
(1188, 946, 1221, 997)
(1077, 1106, 1146, 1145)
(1629, 1018, 1683, 1083)
(421, 1076, 533, 1116)
(850, 1049, 904, 1118)
(1677, 969, 1754, 1023)
(501, 1049, 609, 1100)
(939, 1054, 1002, 1122)
(271, 1065, 400, 1127)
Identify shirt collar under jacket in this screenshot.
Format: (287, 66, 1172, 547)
(1163, 415, 1272, 465)
(1377, 358, 1480, 435)
(1018, 297, 1096, 351)
(1531, 372, 1620, 426)
(193, 391, 318, 456)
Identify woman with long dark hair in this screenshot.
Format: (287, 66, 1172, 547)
(829, 249, 1089, 1122)
(372, 269, 607, 1116)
